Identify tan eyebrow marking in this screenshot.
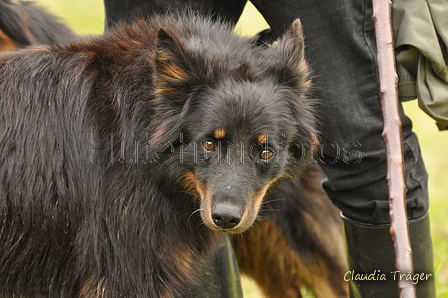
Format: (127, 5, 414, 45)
(214, 127, 226, 139)
(257, 133, 268, 144)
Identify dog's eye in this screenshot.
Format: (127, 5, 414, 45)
(259, 149, 274, 160)
(202, 140, 215, 151)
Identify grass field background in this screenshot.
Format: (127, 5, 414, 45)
(31, 1, 448, 296)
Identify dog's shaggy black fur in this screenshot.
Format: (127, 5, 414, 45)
(0, 12, 347, 297)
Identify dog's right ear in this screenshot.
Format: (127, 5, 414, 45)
(154, 28, 200, 105)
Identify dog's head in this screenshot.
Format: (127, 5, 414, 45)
(151, 18, 317, 233)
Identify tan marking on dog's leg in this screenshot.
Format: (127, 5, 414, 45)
(233, 219, 348, 298)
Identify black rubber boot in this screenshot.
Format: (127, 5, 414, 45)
(342, 213, 436, 298)
(182, 234, 243, 298)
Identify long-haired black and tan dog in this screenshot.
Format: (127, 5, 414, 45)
(0, 0, 74, 51)
(0, 12, 347, 298)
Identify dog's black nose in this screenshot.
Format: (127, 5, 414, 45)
(212, 204, 242, 229)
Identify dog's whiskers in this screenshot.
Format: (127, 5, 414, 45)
(262, 198, 286, 205)
(174, 190, 201, 199)
(186, 208, 202, 224)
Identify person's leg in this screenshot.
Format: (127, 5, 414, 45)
(250, 0, 434, 296)
(343, 213, 435, 298)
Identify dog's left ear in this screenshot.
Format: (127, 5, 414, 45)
(154, 27, 200, 105)
(266, 19, 311, 90)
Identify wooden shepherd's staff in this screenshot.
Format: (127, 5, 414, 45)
(371, 0, 416, 297)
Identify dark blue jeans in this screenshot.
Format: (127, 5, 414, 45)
(104, 0, 429, 224)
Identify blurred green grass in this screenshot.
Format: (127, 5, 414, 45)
(405, 101, 448, 298)
(32, 1, 448, 297)
(34, 0, 105, 35)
